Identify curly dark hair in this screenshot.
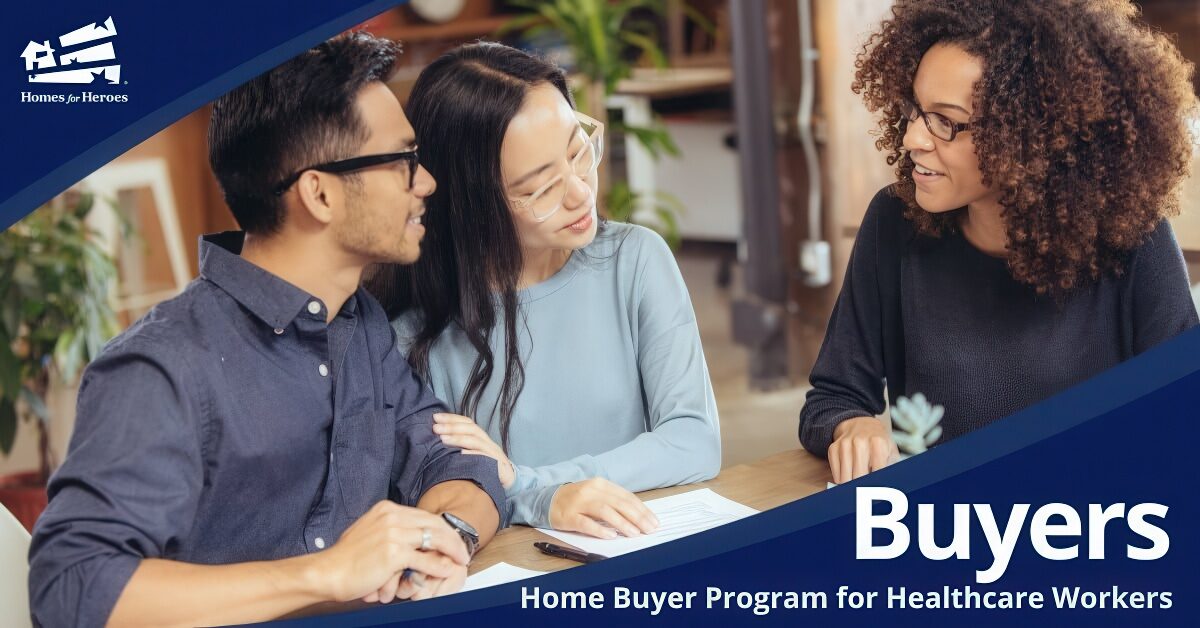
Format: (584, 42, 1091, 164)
(852, 0, 1196, 294)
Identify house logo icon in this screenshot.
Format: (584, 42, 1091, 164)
(21, 17, 121, 84)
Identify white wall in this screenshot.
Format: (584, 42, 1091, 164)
(0, 378, 78, 477)
(0, 424, 39, 476)
(657, 119, 742, 241)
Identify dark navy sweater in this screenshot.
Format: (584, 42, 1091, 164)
(799, 186, 1198, 456)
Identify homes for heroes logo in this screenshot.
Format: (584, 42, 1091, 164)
(19, 16, 127, 103)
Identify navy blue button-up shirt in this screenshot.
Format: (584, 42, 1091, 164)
(27, 232, 503, 627)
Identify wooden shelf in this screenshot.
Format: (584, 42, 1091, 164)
(613, 67, 732, 98)
(374, 15, 515, 43)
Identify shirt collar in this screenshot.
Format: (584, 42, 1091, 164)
(198, 231, 326, 330)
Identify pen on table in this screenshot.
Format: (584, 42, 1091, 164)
(534, 542, 608, 564)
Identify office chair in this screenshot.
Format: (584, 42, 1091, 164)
(0, 502, 33, 628)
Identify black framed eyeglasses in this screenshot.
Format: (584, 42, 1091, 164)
(273, 148, 420, 196)
(901, 100, 970, 142)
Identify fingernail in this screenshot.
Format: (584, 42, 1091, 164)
(432, 424, 444, 433)
(433, 413, 446, 422)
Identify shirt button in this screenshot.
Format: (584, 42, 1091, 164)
(307, 301, 321, 315)
(273, 328, 284, 335)
(315, 537, 326, 549)
(318, 363, 329, 377)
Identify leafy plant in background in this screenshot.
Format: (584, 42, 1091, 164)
(891, 393, 944, 457)
(501, 0, 714, 247)
(0, 190, 121, 482)
(605, 181, 683, 249)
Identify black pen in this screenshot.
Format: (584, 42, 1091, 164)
(534, 541, 608, 564)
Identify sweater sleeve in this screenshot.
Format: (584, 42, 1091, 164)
(506, 227, 722, 528)
(798, 189, 897, 457)
(1126, 220, 1199, 355)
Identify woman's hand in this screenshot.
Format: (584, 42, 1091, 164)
(433, 413, 516, 488)
(828, 416, 899, 483)
(549, 478, 659, 539)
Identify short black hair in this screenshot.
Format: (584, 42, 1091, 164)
(208, 32, 401, 234)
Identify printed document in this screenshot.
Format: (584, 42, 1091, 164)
(537, 488, 758, 557)
(463, 562, 546, 592)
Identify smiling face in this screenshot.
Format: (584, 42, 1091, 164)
(903, 43, 998, 214)
(334, 82, 437, 265)
(500, 83, 600, 252)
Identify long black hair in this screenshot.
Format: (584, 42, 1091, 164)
(368, 42, 578, 452)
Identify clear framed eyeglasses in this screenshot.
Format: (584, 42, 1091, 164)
(509, 111, 605, 222)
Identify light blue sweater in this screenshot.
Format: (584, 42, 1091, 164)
(394, 223, 721, 527)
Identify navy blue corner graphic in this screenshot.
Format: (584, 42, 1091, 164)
(270, 326, 1200, 628)
(1, 0, 408, 229)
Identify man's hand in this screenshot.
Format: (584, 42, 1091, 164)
(828, 416, 899, 484)
(314, 501, 469, 604)
(387, 563, 469, 602)
(433, 413, 515, 488)
(548, 478, 659, 539)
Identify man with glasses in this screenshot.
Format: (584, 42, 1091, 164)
(28, 33, 501, 627)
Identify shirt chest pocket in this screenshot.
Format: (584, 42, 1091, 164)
(334, 407, 396, 516)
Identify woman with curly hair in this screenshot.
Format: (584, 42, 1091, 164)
(799, 0, 1199, 483)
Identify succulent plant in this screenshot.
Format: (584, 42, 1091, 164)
(891, 393, 944, 457)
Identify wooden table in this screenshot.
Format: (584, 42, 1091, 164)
(469, 449, 832, 574)
(285, 450, 831, 620)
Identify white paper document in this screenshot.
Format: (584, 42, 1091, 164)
(462, 562, 546, 592)
(537, 488, 758, 557)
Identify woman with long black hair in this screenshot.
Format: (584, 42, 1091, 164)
(369, 43, 720, 536)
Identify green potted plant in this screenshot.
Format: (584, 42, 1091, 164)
(0, 189, 121, 530)
(501, 0, 713, 246)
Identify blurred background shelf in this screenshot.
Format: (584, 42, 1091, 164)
(373, 15, 512, 43)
